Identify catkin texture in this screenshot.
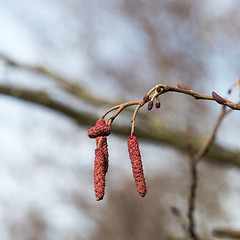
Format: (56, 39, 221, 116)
(128, 136, 147, 197)
(96, 136, 109, 174)
(94, 148, 106, 201)
(88, 124, 111, 138)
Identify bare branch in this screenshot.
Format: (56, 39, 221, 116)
(196, 106, 229, 161)
(0, 85, 96, 126)
(187, 145, 199, 240)
(213, 229, 240, 239)
(0, 53, 120, 106)
(1, 84, 240, 168)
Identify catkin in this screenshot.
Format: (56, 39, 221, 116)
(88, 121, 111, 138)
(128, 136, 147, 197)
(94, 148, 106, 201)
(96, 136, 109, 174)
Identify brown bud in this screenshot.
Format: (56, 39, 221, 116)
(212, 91, 227, 104)
(228, 89, 232, 95)
(177, 84, 191, 91)
(170, 206, 181, 217)
(143, 95, 149, 103)
(148, 101, 153, 110)
(155, 101, 161, 109)
(156, 86, 161, 92)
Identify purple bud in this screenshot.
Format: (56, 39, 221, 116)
(148, 101, 153, 110)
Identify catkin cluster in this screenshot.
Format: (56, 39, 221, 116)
(88, 119, 110, 201)
(88, 120, 147, 201)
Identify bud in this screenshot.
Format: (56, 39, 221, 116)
(170, 206, 181, 217)
(212, 91, 227, 105)
(143, 95, 149, 103)
(155, 101, 161, 109)
(156, 86, 161, 92)
(94, 148, 106, 201)
(148, 101, 153, 110)
(128, 136, 147, 197)
(177, 84, 191, 91)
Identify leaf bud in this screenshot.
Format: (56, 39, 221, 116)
(177, 84, 191, 91)
(212, 91, 227, 104)
(148, 101, 153, 110)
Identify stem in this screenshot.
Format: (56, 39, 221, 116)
(131, 104, 141, 135)
(187, 145, 199, 240)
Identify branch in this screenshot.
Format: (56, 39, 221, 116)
(187, 145, 199, 240)
(196, 106, 229, 161)
(0, 85, 96, 126)
(1, 85, 240, 168)
(213, 229, 240, 239)
(0, 53, 120, 106)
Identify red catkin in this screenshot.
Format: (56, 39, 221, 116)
(94, 148, 106, 201)
(96, 119, 105, 126)
(128, 136, 147, 197)
(96, 136, 109, 174)
(88, 123, 111, 138)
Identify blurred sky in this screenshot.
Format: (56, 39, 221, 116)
(0, 0, 240, 239)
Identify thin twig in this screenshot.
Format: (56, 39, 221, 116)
(0, 53, 121, 106)
(104, 101, 142, 126)
(170, 206, 188, 234)
(196, 106, 229, 162)
(131, 104, 142, 135)
(213, 229, 240, 239)
(187, 145, 199, 240)
(156, 84, 240, 110)
(185, 105, 232, 240)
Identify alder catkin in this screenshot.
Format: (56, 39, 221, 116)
(88, 123, 111, 138)
(96, 119, 105, 126)
(96, 136, 109, 174)
(94, 148, 106, 201)
(128, 136, 147, 197)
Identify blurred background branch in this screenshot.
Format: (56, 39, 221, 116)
(0, 83, 240, 167)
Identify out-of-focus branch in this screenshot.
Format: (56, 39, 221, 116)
(196, 106, 229, 161)
(0, 85, 97, 126)
(187, 145, 199, 240)
(213, 229, 240, 239)
(185, 107, 230, 240)
(0, 85, 240, 167)
(0, 53, 120, 106)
